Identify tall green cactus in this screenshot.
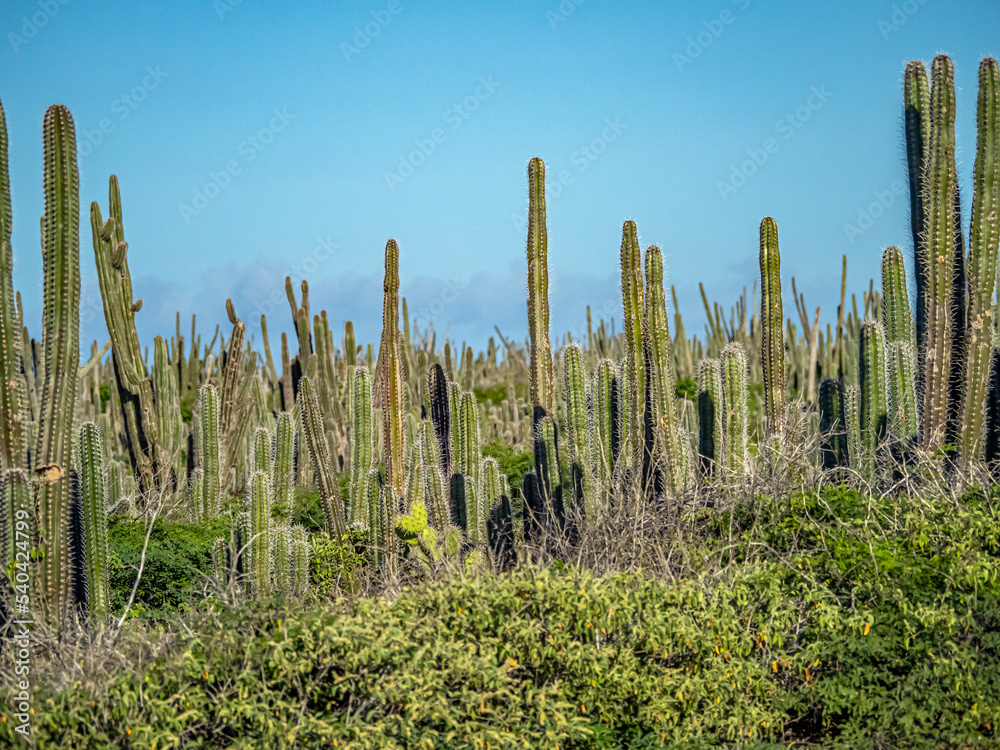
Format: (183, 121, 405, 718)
(697, 358, 723, 476)
(272, 524, 292, 597)
(562, 343, 589, 509)
(79, 422, 109, 619)
(349, 366, 374, 526)
(458, 391, 481, 491)
(91, 175, 165, 499)
(0, 97, 26, 475)
(291, 525, 310, 596)
(759, 217, 786, 442)
(379, 239, 407, 496)
(881, 246, 915, 350)
(272, 411, 296, 524)
(920, 55, 959, 451)
(959, 58, 1000, 472)
(589, 358, 621, 493)
(244, 470, 272, 598)
(35, 104, 80, 627)
(526, 157, 554, 413)
(888, 341, 920, 444)
(196, 384, 221, 520)
(299, 375, 349, 540)
(818, 378, 848, 470)
(378, 484, 400, 576)
(642, 244, 692, 494)
(619, 221, 645, 468)
(418, 418, 449, 532)
(904, 60, 931, 382)
(859, 321, 889, 474)
(720, 343, 749, 481)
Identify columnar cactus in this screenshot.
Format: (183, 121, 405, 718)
(291, 525, 310, 596)
(91, 175, 165, 499)
(720, 343, 749, 481)
(244, 470, 272, 598)
(589, 358, 621, 494)
(562, 343, 589, 505)
(904, 60, 931, 382)
(818, 378, 848, 470)
(619, 221, 645, 468)
(844, 385, 863, 471)
(697, 358, 723, 476)
(859, 321, 889, 473)
(920, 55, 959, 451)
(642, 244, 693, 494)
(379, 239, 407, 496)
(0, 97, 26, 475)
(349, 367, 374, 526)
(299, 375, 349, 540)
(272, 411, 296, 524)
(881, 246, 915, 350)
(458, 391, 481, 491)
(526, 157, 554, 413)
(378, 484, 400, 576)
(35, 104, 81, 627)
(759, 217, 786, 441)
(272, 524, 292, 597)
(428, 363, 452, 475)
(958, 58, 1000, 472)
(196, 384, 222, 520)
(888, 341, 920, 443)
(79, 422, 109, 619)
(418, 419, 449, 532)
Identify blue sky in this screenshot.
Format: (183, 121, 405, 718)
(1, 0, 997, 357)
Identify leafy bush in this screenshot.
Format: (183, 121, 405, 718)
(108, 514, 232, 622)
(17, 486, 1000, 748)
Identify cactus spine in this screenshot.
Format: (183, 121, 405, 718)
(888, 342, 920, 443)
(79, 422, 109, 619)
(759, 217, 786, 442)
(958, 58, 1000, 472)
(35, 105, 80, 626)
(526, 157, 554, 413)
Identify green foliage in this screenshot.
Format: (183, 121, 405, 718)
(24, 490, 1000, 748)
(308, 530, 366, 598)
(107, 514, 231, 622)
(482, 439, 534, 499)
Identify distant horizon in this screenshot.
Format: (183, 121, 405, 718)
(1, 1, 997, 360)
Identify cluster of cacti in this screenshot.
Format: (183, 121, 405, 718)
(0, 53, 997, 636)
